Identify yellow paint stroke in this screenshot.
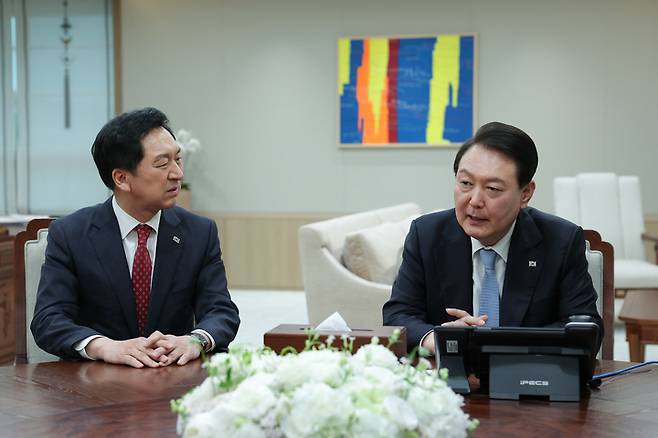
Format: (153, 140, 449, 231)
(367, 38, 389, 136)
(427, 35, 460, 144)
(338, 38, 351, 95)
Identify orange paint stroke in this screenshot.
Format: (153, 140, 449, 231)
(356, 41, 374, 142)
(356, 41, 390, 144)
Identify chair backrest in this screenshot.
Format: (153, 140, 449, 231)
(583, 229, 614, 360)
(298, 204, 421, 326)
(300, 203, 421, 262)
(14, 218, 58, 364)
(554, 173, 645, 260)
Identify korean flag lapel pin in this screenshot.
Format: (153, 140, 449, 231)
(173, 235, 181, 244)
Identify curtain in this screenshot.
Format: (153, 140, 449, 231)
(1, 0, 114, 216)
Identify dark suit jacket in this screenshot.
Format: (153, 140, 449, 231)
(31, 198, 240, 360)
(383, 207, 601, 349)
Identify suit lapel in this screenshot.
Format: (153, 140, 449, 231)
(146, 208, 183, 333)
(89, 199, 139, 338)
(501, 208, 544, 326)
(434, 217, 473, 315)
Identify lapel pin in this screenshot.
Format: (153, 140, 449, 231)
(173, 236, 181, 244)
(529, 260, 537, 267)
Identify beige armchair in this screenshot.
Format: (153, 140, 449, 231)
(298, 204, 421, 328)
(554, 173, 658, 294)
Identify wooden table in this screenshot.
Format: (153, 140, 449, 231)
(0, 360, 206, 436)
(619, 289, 658, 362)
(0, 359, 656, 436)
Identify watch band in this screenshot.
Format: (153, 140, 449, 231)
(189, 332, 210, 352)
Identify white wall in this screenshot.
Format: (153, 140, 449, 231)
(120, 0, 658, 214)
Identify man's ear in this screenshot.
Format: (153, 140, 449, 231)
(520, 180, 536, 208)
(112, 169, 130, 193)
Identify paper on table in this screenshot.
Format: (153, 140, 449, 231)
(315, 312, 352, 332)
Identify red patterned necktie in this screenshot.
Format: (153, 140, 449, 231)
(132, 224, 152, 335)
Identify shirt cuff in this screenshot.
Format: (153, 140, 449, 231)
(74, 335, 105, 360)
(192, 329, 215, 352)
(419, 329, 434, 349)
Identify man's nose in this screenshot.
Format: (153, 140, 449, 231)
(170, 161, 184, 180)
(469, 187, 484, 207)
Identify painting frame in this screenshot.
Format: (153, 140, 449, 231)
(337, 33, 478, 149)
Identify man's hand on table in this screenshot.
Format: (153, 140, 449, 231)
(422, 308, 488, 355)
(86, 331, 200, 368)
(153, 334, 202, 366)
(442, 308, 488, 328)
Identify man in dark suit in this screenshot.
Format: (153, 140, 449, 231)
(31, 107, 240, 368)
(383, 122, 601, 353)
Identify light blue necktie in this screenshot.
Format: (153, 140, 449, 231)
(479, 248, 500, 327)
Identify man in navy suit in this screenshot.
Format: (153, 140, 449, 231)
(31, 107, 240, 367)
(383, 122, 601, 353)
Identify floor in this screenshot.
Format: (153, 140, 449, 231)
(231, 289, 658, 362)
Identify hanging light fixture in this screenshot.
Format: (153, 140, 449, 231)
(61, 0, 72, 129)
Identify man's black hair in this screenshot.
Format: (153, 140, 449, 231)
(453, 121, 538, 187)
(91, 107, 175, 189)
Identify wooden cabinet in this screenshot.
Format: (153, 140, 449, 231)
(0, 235, 14, 364)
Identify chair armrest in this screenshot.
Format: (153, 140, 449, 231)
(641, 233, 658, 243)
(641, 233, 658, 264)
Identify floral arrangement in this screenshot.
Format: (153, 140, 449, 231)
(175, 129, 202, 190)
(172, 333, 477, 437)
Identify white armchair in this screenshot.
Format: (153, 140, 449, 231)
(14, 218, 58, 364)
(298, 204, 421, 328)
(583, 229, 614, 360)
(554, 173, 658, 293)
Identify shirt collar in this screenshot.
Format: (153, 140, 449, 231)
(112, 196, 161, 240)
(470, 219, 516, 263)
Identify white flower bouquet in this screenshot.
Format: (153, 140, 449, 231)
(172, 333, 478, 437)
(175, 129, 202, 190)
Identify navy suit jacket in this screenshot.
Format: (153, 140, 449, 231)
(31, 198, 240, 360)
(383, 207, 601, 349)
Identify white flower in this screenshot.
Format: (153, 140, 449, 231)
(176, 129, 191, 143)
(274, 349, 346, 390)
(407, 386, 471, 438)
(174, 341, 476, 437)
(280, 382, 352, 437)
(351, 343, 399, 370)
(175, 128, 202, 170)
(350, 408, 399, 437)
(183, 409, 229, 438)
(225, 373, 277, 420)
(383, 395, 418, 430)
(360, 365, 401, 388)
(184, 406, 267, 438)
(180, 377, 217, 416)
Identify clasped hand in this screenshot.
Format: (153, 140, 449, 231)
(86, 331, 202, 368)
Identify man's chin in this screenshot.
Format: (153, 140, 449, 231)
(462, 225, 490, 242)
(161, 198, 178, 209)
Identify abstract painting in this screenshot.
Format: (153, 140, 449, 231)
(338, 34, 476, 147)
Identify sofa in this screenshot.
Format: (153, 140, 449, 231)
(298, 203, 422, 328)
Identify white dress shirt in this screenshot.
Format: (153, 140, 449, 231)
(75, 197, 214, 359)
(420, 221, 517, 347)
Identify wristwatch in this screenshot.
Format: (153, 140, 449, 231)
(189, 332, 210, 352)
